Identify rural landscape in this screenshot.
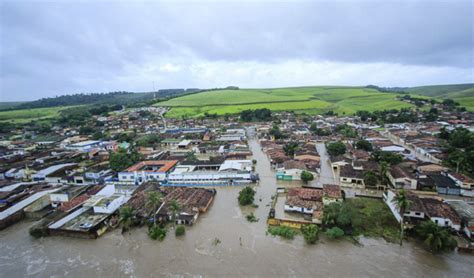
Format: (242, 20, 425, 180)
(1, 0, 473, 277)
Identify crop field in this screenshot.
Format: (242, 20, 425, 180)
(156, 86, 414, 118)
(0, 106, 69, 123)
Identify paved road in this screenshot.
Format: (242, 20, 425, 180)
(315, 143, 337, 186)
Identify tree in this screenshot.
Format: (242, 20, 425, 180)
(372, 150, 403, 165)
(300, 171, 314, 184)
(148, 225, 167, 240)
(109, 148, 133, 172)
(119, 206, 135, 233)
(355, 139, 373, 151)
(238, 186, 256, 206)
(147, 191, 162, 225)
(392, 190, 412, 246)
(169, 200, 181, 228)
(323, 203, 341, 226)
(175, 225, 185, 236)
(109, 147, 143, 172)
(325, 227, 344, 239)
(283, 142, 299, 157)
(326, 141, 346, 157)
(416, 221, 456, 252)
(269, 124, 285, 139)
(379, 161, 389, 184)
(363, 171, 378, 187)
(301, 224, 320, 244)
(186, 151, 198, 162)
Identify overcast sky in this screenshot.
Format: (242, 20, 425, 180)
(1, 0, 473, 101)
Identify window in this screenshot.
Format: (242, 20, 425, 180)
(415, 212, 420, 216)
(434, 219, 438, 224)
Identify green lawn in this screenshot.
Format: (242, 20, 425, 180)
(0, 106, 71, 123)
(346, 198, 400, 243)
(157, 86, 413, 118)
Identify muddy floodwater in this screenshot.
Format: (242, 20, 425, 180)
(1, 138, 473, 277)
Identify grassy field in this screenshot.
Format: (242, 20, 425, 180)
(157, 86, 414, 118)
(346, 198, 400, 243)
(0, 106, 70, 123)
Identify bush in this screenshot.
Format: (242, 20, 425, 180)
(246, 212, 259, 222)
(268, 226, 296, 239)
(326, 227, 345, 239)
(301, 224, 320, 244)
(175, 225, 185, 236)
(149, 225, 167, 241)
(238, 186, 256, 206)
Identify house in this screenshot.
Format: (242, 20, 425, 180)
(447, 172, 474, 197)
(65, 140, 102, 152)
(276, 160, 309, 181)
(118, 160, 178, 185)
(92, 194, 127, 214)
(429, 174, 461, 196)
(383, 190, 426, 223)
(444, 200, 474, 239)
(322, 184, 343, 205)
(284, 188, 323, 223)
(421, 198, 461, 231)
(387, 165, 417, 190)
(167, 160, 255, 186)
(49, 185, 88, 208)
(154, 187, 216, 225)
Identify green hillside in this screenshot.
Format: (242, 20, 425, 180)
(156, 86, 414, 118)
(406, 84, 474, 112)
(0, 106, 73, 124)
(406, 84, 473, 97)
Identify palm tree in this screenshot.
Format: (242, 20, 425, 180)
(416, 221, 457, 252)
(169, 200, 181, 228)
(146, 191, 162, 224)
(379, 161, 389, 183)
(119, 206, 135, 233)
(392, 190, 412, 246)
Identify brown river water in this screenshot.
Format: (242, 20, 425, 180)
(0, 138, 472, 277)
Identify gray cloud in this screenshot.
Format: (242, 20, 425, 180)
(0, 0, 472, 101)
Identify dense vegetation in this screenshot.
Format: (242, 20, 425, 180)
(240, 108, 272, 121)
(238, 186, 256, 206)
(323, 198, 399, 242)
(326, 141, 347, 157)
(439, 127, 474, 176)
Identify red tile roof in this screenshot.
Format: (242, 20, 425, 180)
(125, 160, 178, 173)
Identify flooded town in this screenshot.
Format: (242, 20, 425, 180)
(1, 104, 473, 277)
(1, 1, 473, 276)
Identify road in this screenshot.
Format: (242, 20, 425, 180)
(315, 143, 337, 186)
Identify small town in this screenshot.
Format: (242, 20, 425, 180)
(1, 100, 473, 257)
(1, 1, 473, 276)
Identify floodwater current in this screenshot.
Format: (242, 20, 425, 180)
(0, 137, 473, 277)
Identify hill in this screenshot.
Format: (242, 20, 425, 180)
(405, 84, 473, 97)
(1, 89, 199, 111)
(156, 86, 414, 118)
(405, 84, 474, 112)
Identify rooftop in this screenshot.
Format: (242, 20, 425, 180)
(125, 160, 178, 172)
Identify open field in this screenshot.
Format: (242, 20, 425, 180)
(0, 106, 70, 124)
(156, 86, 414, 118)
